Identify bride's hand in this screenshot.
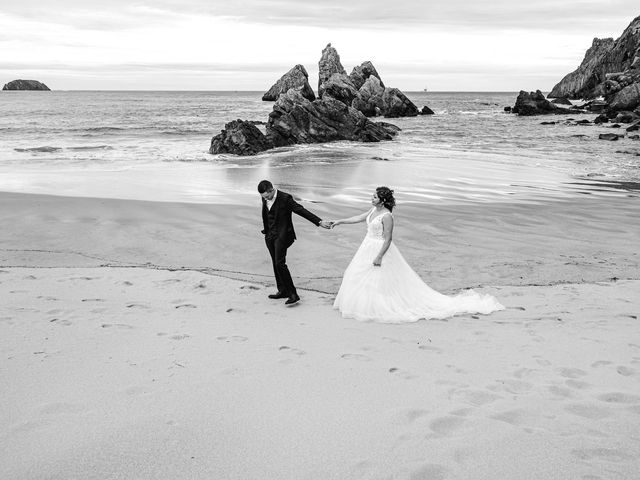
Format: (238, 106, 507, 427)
(373, 256, 382, 267)
(330, 220, 341, 229)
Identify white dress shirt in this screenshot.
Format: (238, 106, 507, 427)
(266, 189, 278, 210)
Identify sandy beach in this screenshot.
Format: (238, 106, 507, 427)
(1, 191, 640, 479)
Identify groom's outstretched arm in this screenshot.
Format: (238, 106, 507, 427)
(287, 195, 322, 226)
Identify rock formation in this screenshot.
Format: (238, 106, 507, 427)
(209, 119, 272, 155)
(262, 64, 315, 101)
(549, 15, 640, 100)
(318, 43, 347, 95)
(381, 88, 419, 117)
(352, 76, 385, 117)
(512, 90, 566, 115)
(2, 79, 50, 90)
(266, 89, 399, 147)
(319, 73, 359, 106)
(349, 61, 385, 90)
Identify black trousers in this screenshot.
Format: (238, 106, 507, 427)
(265, 237, 296, 295)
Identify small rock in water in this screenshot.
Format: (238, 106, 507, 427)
(599, 133, 622, 141)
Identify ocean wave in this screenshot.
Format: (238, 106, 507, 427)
(14, 146, 62, 153)
(67, 145, 114, 151)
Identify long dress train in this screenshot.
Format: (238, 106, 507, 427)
(333, 209, 504, 323)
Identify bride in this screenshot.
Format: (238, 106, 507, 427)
(330, 187, 504, 323)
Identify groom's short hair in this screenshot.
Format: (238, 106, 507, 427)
(257, 180, 273, 193)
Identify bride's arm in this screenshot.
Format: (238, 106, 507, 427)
(373, 215, 393, 266)
(331, 209, 371, 227)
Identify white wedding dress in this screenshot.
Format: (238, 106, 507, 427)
(333, 209, 505, 323)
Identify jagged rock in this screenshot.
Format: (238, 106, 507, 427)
(549, 16, 640, 99)
(627, 121, 640, 132)
(320, 73, 358, 106)
(262, 65, 315, 101)
(594, 114, 609, 124)
(381, 88, 419, 118)
(512, 90, 565, 115)
(318, 43, 346, 95)
(585, 99, 609, 112)
(540, 121, 556, 125)
(420, 106, 435, 115)
(599, 133, 622, 140)
(609, 82, 640, 111)
(266, 88, 400, 147)
(504, 106, 512, 112)
(548, 38, 615, 99)
(613, 111, 638, 123)
(352, 76, 385, 117)
(209, 119, 272, 155)
(551, 97, 572, 105)
(349, 61, 385, 90)
(3, 79, 50, 90)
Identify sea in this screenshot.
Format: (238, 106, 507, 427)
(1, 90, 639, 207)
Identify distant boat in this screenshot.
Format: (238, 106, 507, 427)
(423, 87, 428, 92)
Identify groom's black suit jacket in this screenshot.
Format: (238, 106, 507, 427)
(262, 191, 321, 245)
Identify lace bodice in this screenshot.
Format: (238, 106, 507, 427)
(366, 209, 392, 239)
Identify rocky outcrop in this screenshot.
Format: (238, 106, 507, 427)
(352, 76, 385, 117)
(2, 79, 50, 90)
(318, 43, 346, 95)
(551, 97, 572, 105)
(209, 119, 272, 155)
(512, 90, 567, 115)
(262, 65, 315, 101)
(549, 15, 640, 99)
(349, 61, 385, 91)
(319, 73, 358, 106)
(548, 38, 615, 99)
(420, 106, 435, 115)
(266, 89, 400, 147)
(607, 78, 640, 111)
(381, 88, 419, 117)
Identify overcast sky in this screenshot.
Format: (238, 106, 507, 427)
(0, 1, 637, 91)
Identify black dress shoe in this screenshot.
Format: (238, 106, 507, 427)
(268, 291, 289, 299)
(285, 293, 300, 305)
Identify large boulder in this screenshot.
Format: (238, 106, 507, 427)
(266, 88, 400, 147)
(318, 43, 346, 95)
(609, 82, 640, 111)
(319, 73, 359, 106)
(3, 79, 50, 90)
(209, 119, 272, 155)
(512, 90, 565, 115)
(262, 64, 315, 101)
(352, 76, 385, 117)
(381, 88, 419, 117)
(349, 61, 385, 90)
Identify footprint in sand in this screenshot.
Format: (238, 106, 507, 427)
(591, 360, 612, 368)
(37, 296, 58, 301)
(451, 389, 502, 407)
(571, 448, 633, 462)
(49, 318, 72, 326)
(409, 463, 450, 480)
(280, 346, 306, 355)
(548, 385, 575, 399)
(558, 367, 588, 379)
(175, 304, 197, 309)
(170, 334, 190, 341)
(429, 416, 468, 436)
(101, 323, 134, 329)
(118, 281, 134, 286)
(564, 403, 612, 420)
(513, 368, 537, 379)
(240, 285, 260, 290)
(24, 275, 37, 280)
(123, 386, 150, 396)
(490, 379, 533, 395)
(566, 379, 590, 390)
(82, 298, 105, 302)
(616, 366, 636, 376)
(490, 409, 540, 426)
(126, 303, 149, 309)
(596, 392, 640, 404)
(418, 344, 443, 354)
(216, 335, 248, 343)
(401, 408, 430, 424)
(388, 367, 417, 379)
(340, 353, 370, 362)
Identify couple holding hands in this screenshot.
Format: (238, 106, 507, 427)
(258, 180, 503, 323)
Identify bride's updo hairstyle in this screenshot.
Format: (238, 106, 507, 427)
(376, 186, 396, 212)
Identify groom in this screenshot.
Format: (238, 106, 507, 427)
(258, 180, 331, 305)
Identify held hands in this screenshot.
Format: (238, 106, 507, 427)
(319, 220, 334, 229)
(373, 256, 382, 267)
